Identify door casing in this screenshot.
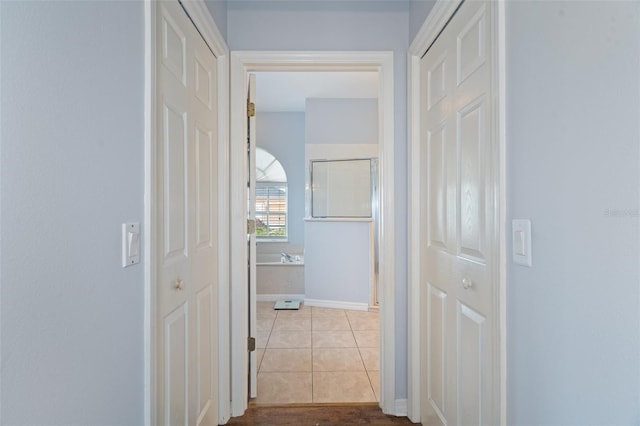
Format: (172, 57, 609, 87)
(407, 1, 507, 423)
(229, 51, 397, 417)
(144, 1, 231, 424)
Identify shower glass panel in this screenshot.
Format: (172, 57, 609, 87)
(311, 158, 374, 218)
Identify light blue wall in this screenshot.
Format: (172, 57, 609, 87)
(256, 112, 306, 245)
(227, 0, 412, 399)
(506, 1, 640, 424)
(305, 221, 372, 303)
(409, 0, 436, 41)
(0, 1, 144, 424)
(204, 0, 228, 41)
(305, 98, 378, 145)
(304, 98, 378, 304)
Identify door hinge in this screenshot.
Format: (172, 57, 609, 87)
(247, 219, 256, 234)
(248, 336, 256, 352)
(247, 101, 255, 117)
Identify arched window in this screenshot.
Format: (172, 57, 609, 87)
(255, 147, 287, 240)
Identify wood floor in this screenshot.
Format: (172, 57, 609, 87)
(223, 404, 420, 425)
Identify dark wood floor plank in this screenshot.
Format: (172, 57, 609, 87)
(223, 404, 420, 425)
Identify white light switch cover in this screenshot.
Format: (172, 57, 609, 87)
(512, 219, 532, 267)
(122, 222, 141, 267)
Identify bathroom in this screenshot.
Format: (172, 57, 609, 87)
(253, 71, 380, 311)
(252, 71, 381, 404)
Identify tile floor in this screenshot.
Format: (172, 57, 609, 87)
(254, 302, 380, 405)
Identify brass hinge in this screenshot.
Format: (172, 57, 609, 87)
(247, 101, 255, 117)
(247, 219, 256, 234)
(248, 336, 256, 352)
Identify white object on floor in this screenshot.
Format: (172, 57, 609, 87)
(274, 300, 301, 310)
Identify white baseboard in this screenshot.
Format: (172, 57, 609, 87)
(303, 298, 370, 311)
(394, 399, 408, 417)
(255, 294, 305, 302)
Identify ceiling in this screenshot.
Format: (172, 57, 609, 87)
(254, 71, 379, 112)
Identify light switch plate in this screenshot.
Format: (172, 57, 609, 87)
(122, 222, 141, 268)
(512, 219, 532, 267)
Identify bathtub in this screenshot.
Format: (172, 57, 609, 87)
(256, 253, 304, 266)
(256, 253, 305, 299)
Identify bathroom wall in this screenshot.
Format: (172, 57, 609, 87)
(304, 221, 372, 304)
(305, 98, 378, 145)
(255, 112, 305, 247)
(304, 98, 378, 306)
(255, 112, 306, 297)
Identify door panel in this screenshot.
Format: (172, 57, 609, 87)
(427, 125, 447, 250)
(427, 283, 447, 419)
(163, 104, 187, 259)
(195, 125, 212, 247)
(196, 286, 214, 425)
(165, 305, 188, 426)
(420, 2, 495, 425)
(458, 97, 486, 262)
(157, 1, 218, 425)
(457, 302, 485, 426)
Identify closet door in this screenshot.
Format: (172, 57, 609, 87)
(156, 2, 218, 425)
(420, 1, 497, 425)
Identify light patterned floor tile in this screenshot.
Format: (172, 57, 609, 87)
(346, 311, 379, 330)
(312, 331, 357, 348)
(276, 306, 311, 318)
(256, 372, 312, 404)
(312, 315, 351, 331)
(272, 316, 311, 331)
(313, 372, 376, 403)
(368, 370, 380, 401)
(255, 307, 381, 405)
(260, 348, 311, 372)
(256, 348, 265, 371)
(267, 330, 311, 348)
(359, 347, 380, 371)
(353, 330, 379, 348)
(257, 316, 275, 331)
(311, 307, 347, 318)
(313, 348, 365, 371)
(256, 329, 271, 349)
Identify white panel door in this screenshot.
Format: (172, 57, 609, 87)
(157, 2, 218, 425)
(420, 2, 496, 425)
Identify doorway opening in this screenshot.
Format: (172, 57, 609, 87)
(250, 71, 381, 405)
(228, 51, 397, 418)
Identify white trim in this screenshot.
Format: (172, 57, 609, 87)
(407, 0, 507, 424)
(408, 0, 462, 56)
(180, 0, 227, 56)
(394, 399, 408, 417)
(406, 52, 421, 423)
(496, 2, 508, 423)
(255, 294, 306, 302)
(230, 51, 396, 417)
(304, 217, 373, 223)
(144, 1, 230, 425)
(143, 3, 157, 424)
(303, 299, 370, 312)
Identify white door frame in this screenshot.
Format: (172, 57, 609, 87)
(229, 51, 397, 417)
(407, 1, 507, 423)
(144, 1, 231, 424)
